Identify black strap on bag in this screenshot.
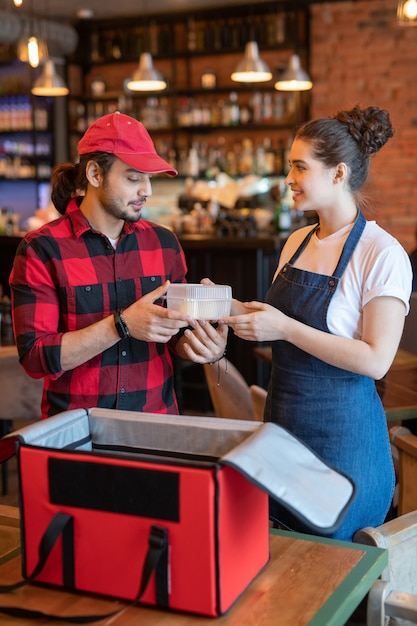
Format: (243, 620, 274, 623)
(0, 513, 169, 623)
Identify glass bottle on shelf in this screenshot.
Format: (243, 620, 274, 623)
(210, 100, 222, 127)
(250, 92, 263, 125)
(274, 199, 291, 234)
(239, 138, 254, 175)
(263, 138, 276, 175)
(262, 93, 273, 124)
(222, 92, 240, 126)
(275, 139, 284, 175)
(255, 142, 267, 176)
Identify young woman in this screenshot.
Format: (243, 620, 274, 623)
(221, 105, 412, 540)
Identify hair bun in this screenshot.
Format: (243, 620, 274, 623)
(334, 105, 394, 156)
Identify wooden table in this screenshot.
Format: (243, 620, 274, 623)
(254, 346, 417, 423)
(0, 510, 387, 626)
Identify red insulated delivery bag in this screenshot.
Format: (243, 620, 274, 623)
(0, 407, 355, 619)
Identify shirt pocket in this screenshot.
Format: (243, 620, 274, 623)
(59, 284, 107, 331)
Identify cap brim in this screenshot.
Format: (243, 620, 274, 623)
(115, 152, 177, 177)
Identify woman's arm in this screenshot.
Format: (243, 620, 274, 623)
(221, 295, 406, 380)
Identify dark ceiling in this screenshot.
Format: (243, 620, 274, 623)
(6, 0, 287, 21)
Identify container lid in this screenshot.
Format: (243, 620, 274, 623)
(167, 283, 232, 301)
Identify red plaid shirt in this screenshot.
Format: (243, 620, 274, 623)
(10, 200, 188, 419)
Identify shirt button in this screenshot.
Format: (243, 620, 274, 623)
(329, 279, 335, 286)
(150, 276, 156, 282)
(120, 387, 126, 394)
(85, 286, 91, 292)
(121, 350, 127, 357)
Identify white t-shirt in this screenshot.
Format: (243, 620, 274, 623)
(274, 220, 412, 340)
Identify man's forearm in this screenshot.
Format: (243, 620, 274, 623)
(60, 315, 120, 371)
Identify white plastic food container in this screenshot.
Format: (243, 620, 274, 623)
(166, 283, 232, 320)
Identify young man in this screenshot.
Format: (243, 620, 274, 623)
(10, 112, 227, 419)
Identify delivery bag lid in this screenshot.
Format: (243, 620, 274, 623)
(8, 407, 355, 534)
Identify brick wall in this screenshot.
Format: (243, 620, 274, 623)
(311, 0, 417, 251)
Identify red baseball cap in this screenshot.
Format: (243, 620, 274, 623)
(78, 111, 177, 176)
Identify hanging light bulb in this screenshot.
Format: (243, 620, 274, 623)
(13, 0, 23, 6)
(31, 58, 69, 97)
(275, 54, 312, 92)
(397, 0, 417, 25)
(125, 52, 167, 92)
(27, 36, 41, 67)
(231, 41, 272, 83)
(17, 31, 48, 68)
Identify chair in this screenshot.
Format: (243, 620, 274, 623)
(400, 292, 417, 355)
(0, 345, 42, 495)
(249, 384, 267, 422)
(353, 510, 417, 625)
(203, 359, 266, 421)
(390, 426, 417, 516)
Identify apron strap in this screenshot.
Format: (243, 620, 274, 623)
(287, 223, 318, 266)
(332, 210, 366, 279)
(286, 210, 366, 281)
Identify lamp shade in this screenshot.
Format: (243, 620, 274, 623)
(125, 52, 167, 92)
(231, 41, 272, 83)
(275, 54, 312, 92)
(31, 59, 69, 96)
(397, 0, 417, 25)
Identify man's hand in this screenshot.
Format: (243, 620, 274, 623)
(123, 281, 194, 343)
(176, 319, 229, 363)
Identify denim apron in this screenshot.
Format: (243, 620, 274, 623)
(264, 211, 395, 540)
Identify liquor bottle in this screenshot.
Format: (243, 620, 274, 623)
(250, 92, 263, 125)
(275, 139, 284, 175)
(263, 138, 276, 175)
(227, 92, 240, 126)
(239, 138, 254, 175)
(262, 93, 273, 124)
(274, 200, 291, 233)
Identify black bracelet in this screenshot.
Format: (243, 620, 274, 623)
(208, 351, 227, 365)
(208, 351, 227, 386)
(114, 310, 130, 339)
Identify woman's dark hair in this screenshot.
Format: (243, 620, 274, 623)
(51, 152, 116, 215)
(295, 105, 394, 193)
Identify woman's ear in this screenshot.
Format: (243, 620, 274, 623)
(85, 160, 102, 188)
(334, 162, 348, 184)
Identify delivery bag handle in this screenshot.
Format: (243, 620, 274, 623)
(0, 512, 169, 622)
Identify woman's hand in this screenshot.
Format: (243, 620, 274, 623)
(200, 277, 246, 315)
(221, 301, 288, 342)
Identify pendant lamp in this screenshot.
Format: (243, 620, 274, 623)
(125, 52, 167, 92)
(31, 58, 69, 97)
(17, 32, 48, 68)
(397, 0, 417, 25)
(274, 54, 312, 92)
(231, 41, 272, 83)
